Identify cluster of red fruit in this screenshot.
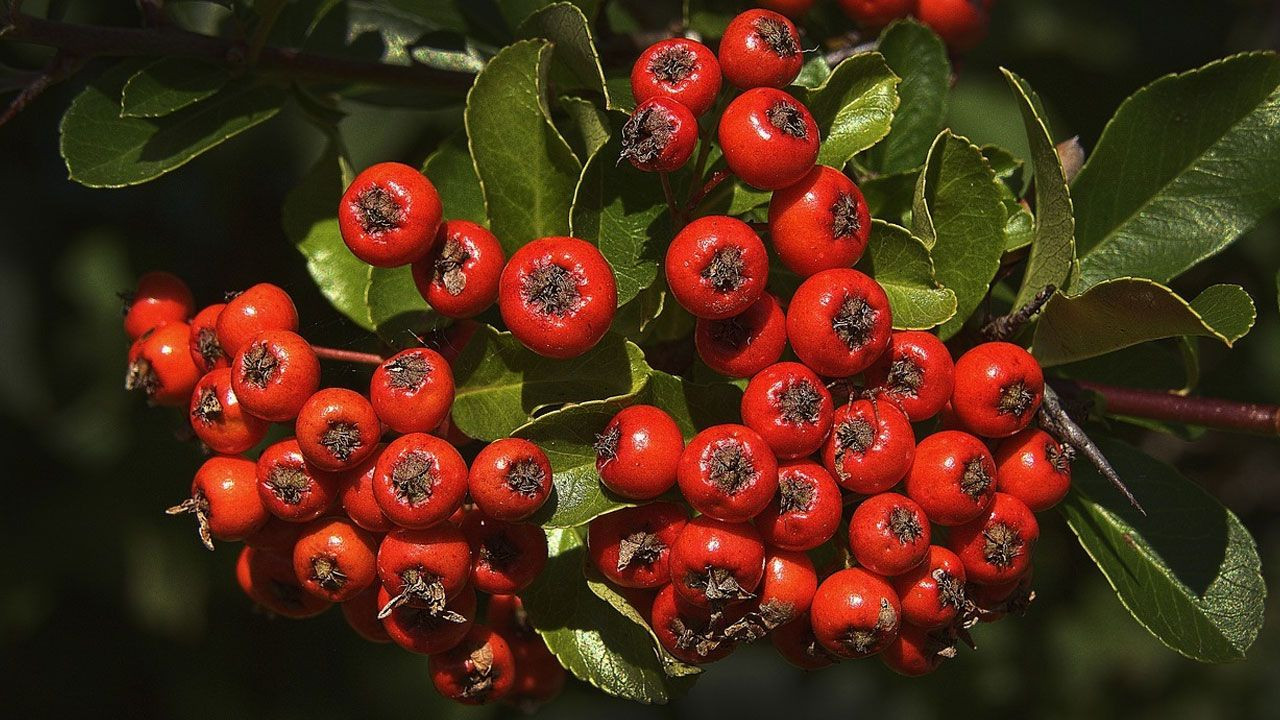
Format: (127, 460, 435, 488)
(121, 276, 565, 709)
(763, 0, 995, 50)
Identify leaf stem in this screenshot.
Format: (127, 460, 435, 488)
(312, 345, 384, 366)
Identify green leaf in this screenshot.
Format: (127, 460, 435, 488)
(585, 567, 700, 676)
(864, 20, 949, 175)
(557, 96, 612, 165)
(911, 131, 1007, 338)
(1071, 52, 1280, 292)
(1031, 279, 1256, 367)
(61, 62, 285, 188)
(1055, 340, 1195, 392)
(422, 132, 487, 226)
(501, 0, 599, 29)
(803, 53, 900, 167)
(366, 266, 447, 344)
(1061, 440, 1265, 663)
(516, 2, 609, 103)
(793, 55, 833, 90)
(859, 168, 918, 226)
(451, 325, 649, 441)
(858, 220, 957, 330)
(643, 369, 744, 436)
(282, 145, 375, 330)
(465, 40, 581, 254)
(523, 529, 690, 703)
(119, 58, 229, 118)
(1002, 70, 1076, 308)
(684, 0, 738, 38)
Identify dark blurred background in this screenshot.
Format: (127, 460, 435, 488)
(2, 1, 1279, 718)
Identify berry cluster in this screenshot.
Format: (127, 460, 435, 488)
(761, 0, 995, 51)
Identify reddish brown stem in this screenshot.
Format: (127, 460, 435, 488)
(1076, 381, 1280, 436)
(686, 169, 731, 211)
(312, 345, 384, 366)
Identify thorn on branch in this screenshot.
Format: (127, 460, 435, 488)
(981, 284, 1056, 342)
(1037, 384, 1145, 515)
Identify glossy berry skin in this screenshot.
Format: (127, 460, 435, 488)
(917, 0, 990, 51)
(430, 625, 516, 705)
(412, 220, 504, 319)
(810, 567, 902, 659)
(695, 293, 788, 378)
(188, 368, 269, 455)
(373, 432, 469, 529)
(650, 583, 742, 665)
(236, 546, 331, 619)
(890, 545, 968, 630)
(369, 347, 454, 435)
(669, 516, 766, 607)
(718, 87, 819, 190)
(951, 342, 1044, 438)
(882, 624, 948, 677)
(379, 583, 475, 655)
(587, 503, 687, 588)
(995, 428, 1072, 511)
(339, 161, 443, 268)
(630, 38, 722, 117)
(948, 492, 1039, 585)
(230, 330, 320, 422)
(594, 404, 684, 500)
(188, 303, 228, 373)
(620, 97, 698, 172)
(124, 271, 193, 339)
(468, 438, 552, 521)
(255, 438, 340, 522)
(837, 0, 914, 28)
(787, 268, 892, 377)
(822, 399, 915, 495)
(342, 585, 392, 643)
(337, 445, 395, 532)
(767, 166, 872, 277)
(741, 362, 834, 460)
(127, 322, 202, 407)
(172, 455, 269, 547)
(665, 215, 769, 320)
(292, 517, 378, 602)
(905, 430, 996, 526)
(677, 424, 779, 523)
(718, 9, 804, 89)
(295, 388, 381, 472)
(758, 550, 818, 625)
(499, 237, 617, 359)
(772, 615, 835, 669)
(865, 331, 955, 421)
(461, 511, 548, 595)
(377, 524, 473, 610)
(216, 283, 299, 358)
(755, 461, 842, 551)
(848, 492, 931, 577)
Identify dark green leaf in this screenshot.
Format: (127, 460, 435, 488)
(860, 168, 917, 226)
(517, 2, 609, 102)
(802, 53, 900, 167)
(684, 0, 738, 38)
(366, 266, 447, 345)
(1055, 340, 1195, 392)
(858, 220, 957, 330)
(643, 370, 743, 436)
(119, 58, 229, 118)
(422, 132, 487, 226)
(557, 96, 611, 164)
(585, 567, 700, 676)
(865, 20, 949, 175)
(501, 0, 599, 29)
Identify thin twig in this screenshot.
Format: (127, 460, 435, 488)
(1074, 380, 1280, 437)
(1037, 384, 1145, 514)
(981, 284, 1056, 341)
(0, 50, 82, 129)
(312, 345, 384, 366)
(686, 169, 731, 211)
(659, 171, 682, 226)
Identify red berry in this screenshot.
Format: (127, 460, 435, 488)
(429, 625, 517, 704)
(123, 271, 193, 339)
(587, 502, 687, 589)
(881, 623, 952, 676)
(718, 9, 804, 89)
(810, 567, 901, 658)
(741, 362, 834, 460)
(822, 398, 915, 494)
(630, 38, 722, 117)
(787, 268, 892, 377)
(339, 161, 443, 268)
(188, 368, 269, 455)
(498, 236, 617, 359)
(669, 515, 766, 607)
(694, 293, 788, 378)
(718, 87, 820, 189)
(665, 215, 769, 320)
(188, 302, 228, 373)
(337, 444, 395, 532)
(341, 584, 392, 643)
(412, 220, 504, 318)
(125, 322, 202, 406)
(255, 438, 341, 522)
(216, 283, 299, 358)
(772, 614, 835, 669)
(294, 388, 381, 472)
(758, 549, 818, 626)
(369, 347, 455, 435)
(677, 424, 779, 522)
(994, 428, 1072, 511)
(951, 342, 1044, 437)
(244, 516, 303, 553)
(837, 0, 914, 29)
(650, 583, 742, 664)
(461, 511, 548, 594)
(916, 0, 990, 51)
(864, 331, 956, 421)
(468, 438, 552, 521)
(767, 165, 871, 277)
(373, 432, 469, 528)
(235, 545, 330, 619)
(502, 629, 566, 712)
(904, 430, 996, 526)
(755, 461, 842, 551)
(948, 491, 1039, 585)
(890, 545, 968, 630)
(230, 330, 320, 422)
(968, 570, 1034, 621)
(377, 524, 473, 614)
(848, 492, 931, 576)
(594, 404, 684, 500)
(168, 455, 268, 549)
(620, 97, 698, 172)
(379, 583, 475, 654)
(292, 517, 378, 602)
